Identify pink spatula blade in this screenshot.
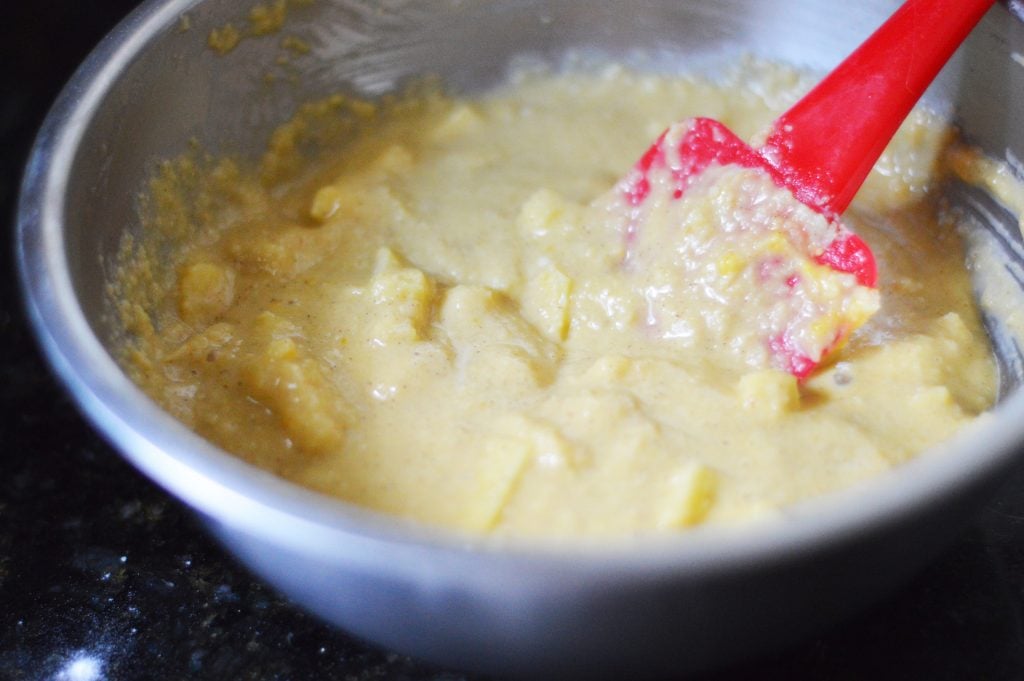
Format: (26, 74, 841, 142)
(615, 0, 993, 378)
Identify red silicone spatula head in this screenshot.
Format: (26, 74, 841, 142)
(619, 0, 993, 379)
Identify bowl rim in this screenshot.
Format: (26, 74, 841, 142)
(15, 0, 1024, 576)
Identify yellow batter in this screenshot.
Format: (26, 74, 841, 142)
(117, 63, 997, 538)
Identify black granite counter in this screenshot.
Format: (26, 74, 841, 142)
(4, 3, 1024, 679)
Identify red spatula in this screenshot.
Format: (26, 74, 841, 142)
(616, 0, 993, 379)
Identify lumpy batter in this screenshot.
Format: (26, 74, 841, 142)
(118, 63, 997, 538)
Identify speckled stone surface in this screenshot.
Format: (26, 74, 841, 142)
(5, 3, 1024, 680)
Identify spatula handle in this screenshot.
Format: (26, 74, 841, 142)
(761, 0, 994, 216)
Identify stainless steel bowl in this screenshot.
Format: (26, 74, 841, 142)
(16, 0, 1024, 677)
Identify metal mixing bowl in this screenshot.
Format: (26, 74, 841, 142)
(16, 0, 1024, 677)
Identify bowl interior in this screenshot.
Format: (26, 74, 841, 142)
(24, 0, 1024, 541)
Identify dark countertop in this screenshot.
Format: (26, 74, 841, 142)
(4, 3, 1024, 679)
